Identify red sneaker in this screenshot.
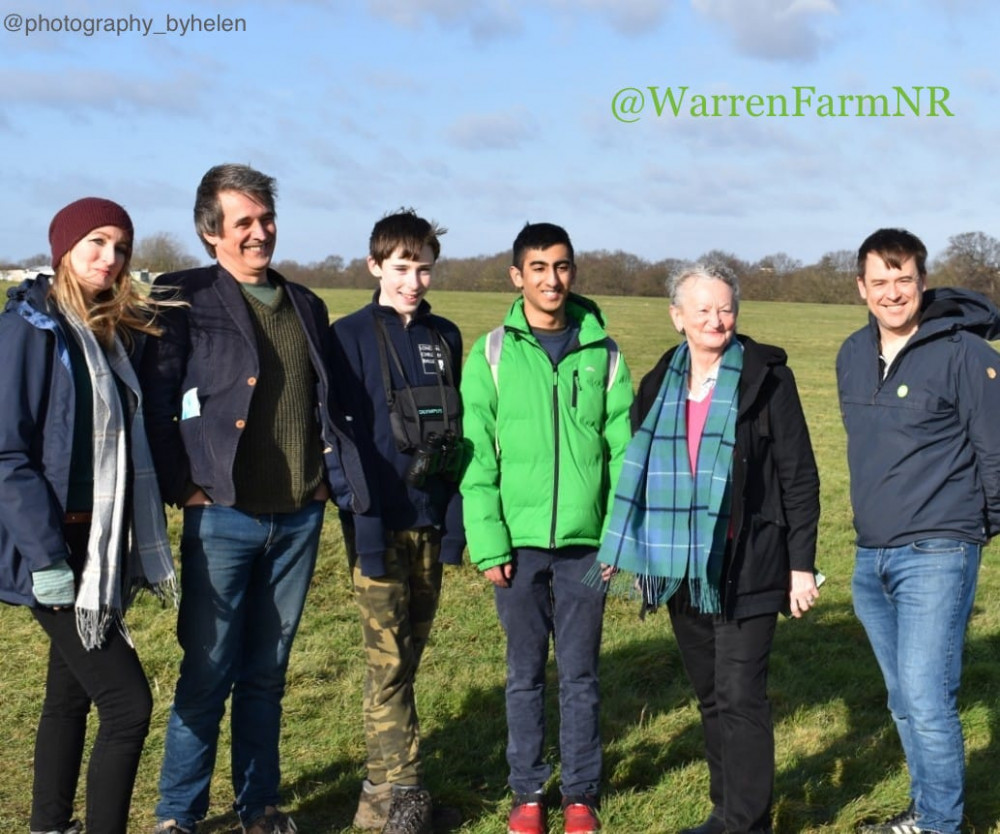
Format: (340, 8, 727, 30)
(508, 797, 547, 834)
(562, 800, 601, 834)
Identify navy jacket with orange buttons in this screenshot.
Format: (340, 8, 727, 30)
(139, 265, 369, 514)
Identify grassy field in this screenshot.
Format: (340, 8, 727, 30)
(1, 290, 998, 833)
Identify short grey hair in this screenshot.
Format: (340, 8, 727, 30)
(667, 261, 741, 313)
(193, 163, 277, 257)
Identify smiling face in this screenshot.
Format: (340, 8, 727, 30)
(371, 244, 435, 324)
(203, 189, 276, 284)
(67, 225, 130, 300)
(857, 252, 925, 341)
(669, 275, 737, 358)
(509, 243, 575, 329)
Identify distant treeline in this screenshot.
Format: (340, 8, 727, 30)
(8, 231, 996, 306)
(272, 231, 1000, 306)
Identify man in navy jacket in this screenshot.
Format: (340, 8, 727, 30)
(838, 228, 1000, 834)
(141, 163, 367, 834)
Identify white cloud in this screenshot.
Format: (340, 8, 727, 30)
(692, 0, 839, 62)
(447, 107, 539, 150)
(548, 0, 670, 35)
(0, 68, 206, 116)
(365, 0, 522, 40)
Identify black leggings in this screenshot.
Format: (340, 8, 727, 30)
(29, 530, 152, 833)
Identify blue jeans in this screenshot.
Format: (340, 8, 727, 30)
(852, 538, 981, 834)
(493, 546, 606, 798)
(156, 502, 323, 829)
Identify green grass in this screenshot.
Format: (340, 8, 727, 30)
(2, 291, 998, 833)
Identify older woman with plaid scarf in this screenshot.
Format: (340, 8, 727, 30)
(0, 198, 177, 834)
(598, 263, 820, 834)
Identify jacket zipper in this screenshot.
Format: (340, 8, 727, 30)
(549, 365, 560, 550)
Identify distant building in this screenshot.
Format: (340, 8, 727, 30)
(0, 267, 50, 283)
(1, 267, 156, 283)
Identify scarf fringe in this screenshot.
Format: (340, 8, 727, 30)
(584, 563, 722, 619)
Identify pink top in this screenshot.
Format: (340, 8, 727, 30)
(686, 389, 714, 474)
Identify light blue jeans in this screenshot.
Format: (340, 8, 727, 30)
(156, 502, 323, 829)
(852, 538, 981, 834)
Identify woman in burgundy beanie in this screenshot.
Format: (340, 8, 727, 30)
(0, 197, 177, 834)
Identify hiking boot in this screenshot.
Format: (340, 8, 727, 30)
(354, 779, 394, 830)
(859, 804, 921, 834)
(382, 787, 433, 834)
(508, 795, 547, 834)
(31, 822, 83, 834)
(243, 807, 298, 834)
(152, 822, 193, 834)
(562, 795, 600, 834)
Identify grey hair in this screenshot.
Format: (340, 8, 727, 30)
(667, 261, 741, 313)
(193, 163, 277, 257)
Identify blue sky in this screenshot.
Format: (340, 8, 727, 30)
(2, 0, 998, 267)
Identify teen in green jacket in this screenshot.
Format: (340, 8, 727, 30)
(459, 222, 632, 834)
(461, 292, 633, 567)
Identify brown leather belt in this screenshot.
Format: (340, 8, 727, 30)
(64, 512, 93, 524)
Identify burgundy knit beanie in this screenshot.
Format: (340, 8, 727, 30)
(48, 197, 134, 269)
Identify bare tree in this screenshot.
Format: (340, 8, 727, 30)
(754, 252, 802, 275)
(933, 231, 1000, 298)
(132, 233, 199, 273)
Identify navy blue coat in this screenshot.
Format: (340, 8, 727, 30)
(329, 295, 465, 576)
(139, 265, 369, 513)
(0, 276, 112, 606)
(838, 287, 1000, 547)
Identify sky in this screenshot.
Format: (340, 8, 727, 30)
(2, 0, 999, 268)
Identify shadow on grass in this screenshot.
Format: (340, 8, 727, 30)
(254, 600, 999, 833)
(769, 602, 1000, 832)
(596, 600, 1000, 833)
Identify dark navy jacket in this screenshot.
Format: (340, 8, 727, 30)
(633, 335, 820, 619)
(0, 276, 113, 606)
(837, 287, 1000, 547)
(139, 265, 369, 513)
(329, 294, 465, 576)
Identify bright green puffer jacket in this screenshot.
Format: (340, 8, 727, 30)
(460, 294, 634, 571)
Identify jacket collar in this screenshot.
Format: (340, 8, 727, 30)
(502, 292, 609, 347)
(736, 334, 786, 418)
(368, 289, 433, 325)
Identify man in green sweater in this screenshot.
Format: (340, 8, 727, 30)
(459, 222, 633, 834)
(141, 164, 368, 834)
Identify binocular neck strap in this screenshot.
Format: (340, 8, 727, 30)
(372, 312, 455, 434)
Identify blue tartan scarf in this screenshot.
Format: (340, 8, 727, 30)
(597, 339, 742, 613)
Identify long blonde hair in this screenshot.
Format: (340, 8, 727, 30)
(49, 249, 174, 350)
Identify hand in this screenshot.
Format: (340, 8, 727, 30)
(183, 488, 213, 507)
(599, 562, 618, 582)
(32, 559, 76, 608)
(312, 482, 330, 502)
(788, 569, 819, 619)
(484, 563, 514, 588)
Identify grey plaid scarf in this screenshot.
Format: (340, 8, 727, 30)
(63, 312, 176, 650)
(597, 339, 741, 613)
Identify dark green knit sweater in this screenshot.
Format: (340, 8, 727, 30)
(232, 284, 324, 513)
